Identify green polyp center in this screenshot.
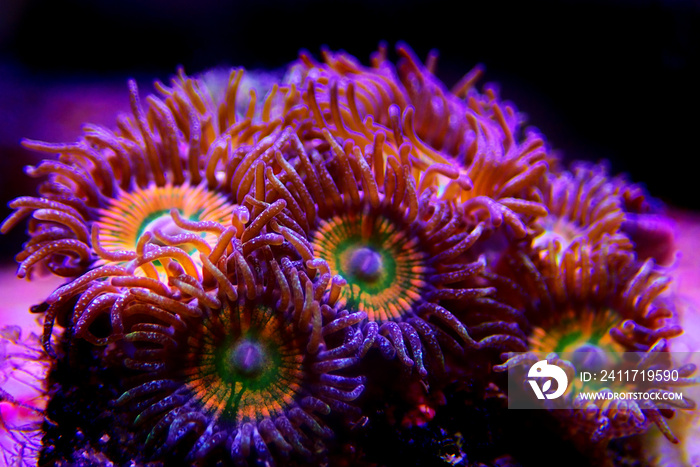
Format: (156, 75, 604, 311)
(530, 307, 627, 359)
(348, 247, 384, 283)
(338, 241, 396, 294)
(227, 339, 268, 378)
(553, 327, 610, 354)
(216, 334, 279, 391)
(571, 343, 610, 373)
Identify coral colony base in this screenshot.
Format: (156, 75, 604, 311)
(0, 44, 695, 466)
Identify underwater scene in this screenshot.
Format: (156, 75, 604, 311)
(1, 1, 699, 466)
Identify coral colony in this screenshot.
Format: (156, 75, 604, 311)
(0, 43, 694, 466)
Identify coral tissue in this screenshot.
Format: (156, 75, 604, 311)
(0, 44, 691, 466)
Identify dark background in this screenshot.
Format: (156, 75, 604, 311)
(1, 0, 698, 258)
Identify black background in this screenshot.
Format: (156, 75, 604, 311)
(1, 0, 698, 257)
